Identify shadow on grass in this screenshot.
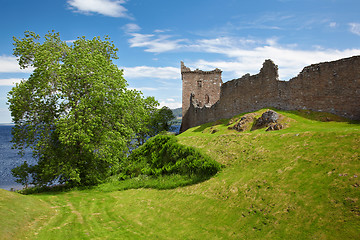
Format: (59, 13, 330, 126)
(193, 122, 216, 132)
(98, 174, 217, 192)
(192, 119, 229, 132)
(20, 173, 219, 195)
(19, 184, 74, 195)
(19, 181, 103, 195)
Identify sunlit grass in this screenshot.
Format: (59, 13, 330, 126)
(1, 109, 359, 239)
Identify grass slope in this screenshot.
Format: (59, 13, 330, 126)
(177, 109, 360, 239)
(0, 189, 54, 239)
(0, 109, 359, 239)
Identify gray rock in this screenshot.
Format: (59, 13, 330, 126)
(254, 110, 279, 128)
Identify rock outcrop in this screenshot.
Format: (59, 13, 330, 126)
(253, 110, 284, 131)
(228, 113, 256, 132)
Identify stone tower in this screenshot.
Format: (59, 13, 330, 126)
(181, 61, 222, 118)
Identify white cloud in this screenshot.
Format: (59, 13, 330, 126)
(0, 78, 24, 86)
(122, 66, 179, 79)
(184, 37, 360, 80)
(329, 22, 337, 28)
(0, 56, 33, 73)
(127, 33, 186, 53)
(159, 100, 181, 109)
(124, 26, 360, 80)
(128, 87, 157, 92)
(154, 29, 170, 33)
(123, 24, 186, 53)
(67, 0, 130, 18)
(193, 47, 360, 80)
(349, 22, 360, 36)
(123, 23, 141, 33)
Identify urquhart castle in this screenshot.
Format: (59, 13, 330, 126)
(180, 55, 360, 132)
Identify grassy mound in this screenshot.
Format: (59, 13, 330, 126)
(108, 134, 222, 190)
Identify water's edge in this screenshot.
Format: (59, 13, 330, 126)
(0, 125, 35, 190)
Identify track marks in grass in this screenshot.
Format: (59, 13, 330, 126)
(66, 201, 84, 224)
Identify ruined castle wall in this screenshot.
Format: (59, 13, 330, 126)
(181, 62, 222, 119)
(285, 56, 360, 119)
(181, 56, 360, 131)
(216, 60, 280, 119)
(182, 60, 281, 130)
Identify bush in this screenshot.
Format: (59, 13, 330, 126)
(121, 135, 221, 179)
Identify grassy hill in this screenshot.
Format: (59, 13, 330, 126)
(1, 109, 359, 239)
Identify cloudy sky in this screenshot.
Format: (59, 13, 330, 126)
(1, 0, 360, 123)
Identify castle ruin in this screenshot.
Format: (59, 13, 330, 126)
(181, 61, 222, 118)
(180, 56, 360, 132)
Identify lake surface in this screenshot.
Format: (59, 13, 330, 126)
(0, 125, 35, 190)
(0, 124, 181, 191)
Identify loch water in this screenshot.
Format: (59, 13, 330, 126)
(0, 125, 35, 190)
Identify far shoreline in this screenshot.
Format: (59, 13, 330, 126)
(0, 123, 14, 126)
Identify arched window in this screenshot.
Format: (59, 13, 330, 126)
(205, 94, 210, 104)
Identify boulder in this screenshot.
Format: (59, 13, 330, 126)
(254, 110, 279, 129)
(228, 113, 255, 132)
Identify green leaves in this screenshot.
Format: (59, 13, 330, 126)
(9, 31, 154, 187)
(11, 161, 30, 188)
(135, 102, 175, 146)
(123, 135, 222, 178)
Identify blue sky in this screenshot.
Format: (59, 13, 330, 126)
(1, 0, 360, 123)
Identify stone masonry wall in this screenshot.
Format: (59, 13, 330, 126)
(181, 55, 360, 132)
(181, 61, 222, 121)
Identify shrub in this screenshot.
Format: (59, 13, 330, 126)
(121, 135, 221, 179)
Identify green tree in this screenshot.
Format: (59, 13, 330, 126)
(135, 105, 175, 146)
(150, 106, 175, 134)
(8, 31, 151, 187)
(11, 161, 30, 188)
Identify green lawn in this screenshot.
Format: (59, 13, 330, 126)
(1, 109, 359, 239)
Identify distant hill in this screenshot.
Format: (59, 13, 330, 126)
(170, 108, 182, 128)
(171, 107, 182, 118)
